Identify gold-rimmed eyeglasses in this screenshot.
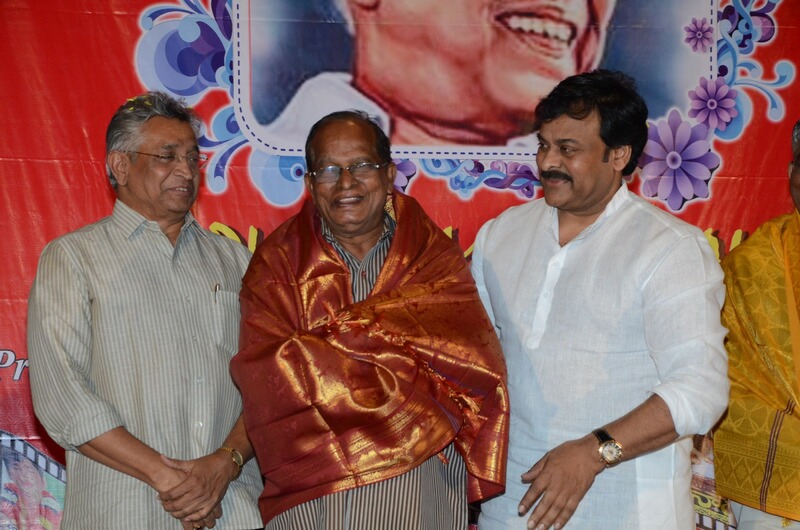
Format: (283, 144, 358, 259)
(130, 151, 209, 170)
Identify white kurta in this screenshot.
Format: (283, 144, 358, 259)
(472, 184, 728, 529)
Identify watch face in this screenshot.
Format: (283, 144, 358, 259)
(600, 441, 623, 465)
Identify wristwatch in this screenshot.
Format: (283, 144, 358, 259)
(220, 446, 243, 479)
(592, 428, 623, 467)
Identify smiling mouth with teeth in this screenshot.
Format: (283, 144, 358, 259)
(499, 13, 578, 46)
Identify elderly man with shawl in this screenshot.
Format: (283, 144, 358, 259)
(231, 110, 509, 529)
(713, 119, 800, 528)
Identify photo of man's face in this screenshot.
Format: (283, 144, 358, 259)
(242, 0, 711, 156)
(347, 0, 615, 145)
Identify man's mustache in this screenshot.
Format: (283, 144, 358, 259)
(540, 170, 573, 182)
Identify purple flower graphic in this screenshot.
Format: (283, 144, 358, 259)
(640, 110, 720, 211)
(688, 77, 738, 132)
(392, 159, 417, 190)
(684, 17, 714, 53)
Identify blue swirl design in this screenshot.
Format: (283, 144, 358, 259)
(137, 0, 308, 204)
(138, 0, 232, 98)
(715, 0, 794, 140)
(419, 159, 539, 199)
(249, 154, 306, 206)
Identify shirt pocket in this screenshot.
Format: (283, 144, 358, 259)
(211, 289, 240, 355)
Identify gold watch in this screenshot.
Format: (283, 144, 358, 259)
(220, 446, 243, 479)
(592, 428, 623, 467)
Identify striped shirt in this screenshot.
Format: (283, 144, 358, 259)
(320, 213, 396, 303)
(266, 213, 468, 530)
(27, 200, 262, 529)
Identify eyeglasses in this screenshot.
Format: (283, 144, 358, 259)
(308, 162, 389, 184)
(130, 151, 208, 170)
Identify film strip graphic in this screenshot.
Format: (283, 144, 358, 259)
(0, 430, 66, 483)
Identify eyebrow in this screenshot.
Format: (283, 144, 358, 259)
(540, 138, 581, 147)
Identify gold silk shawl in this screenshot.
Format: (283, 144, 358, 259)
(232, 192, 509, 523)
(714, 211, 800, 520)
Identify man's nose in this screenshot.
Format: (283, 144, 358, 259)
(537, 150, 560, 171)
(336, 167, 357, 188)
(173, 157, 196, 179)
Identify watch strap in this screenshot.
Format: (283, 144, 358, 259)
(592, 428, 613, 444)
(220, 446, 243, 480)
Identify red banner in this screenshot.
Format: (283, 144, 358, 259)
(2, 1, 798, 527)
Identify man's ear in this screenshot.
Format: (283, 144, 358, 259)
(304, 172, 315, 197)
(386, 162, 397, 187)
(611, 145, 632, 172)
(108, 151, 130, 187)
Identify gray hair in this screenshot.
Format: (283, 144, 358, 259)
(105, 91, 202, 189)
(792, 119, 800, 161)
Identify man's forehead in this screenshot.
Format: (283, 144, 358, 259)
(140, 117, 197, 139)
(311, 121, 377, 157)
(539, 113, 600, 138)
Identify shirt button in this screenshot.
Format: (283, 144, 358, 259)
(196, 376, 203, 384)
(196, 421, 204, 428)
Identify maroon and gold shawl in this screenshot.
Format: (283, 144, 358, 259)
(232, 191, 508, 523)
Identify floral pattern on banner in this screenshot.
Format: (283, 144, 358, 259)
(714, 0, 794, 139)
(135, 0, 795, 211)
(638, 0, 794, 210)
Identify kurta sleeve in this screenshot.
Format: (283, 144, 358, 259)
(642, 234, 729, 437)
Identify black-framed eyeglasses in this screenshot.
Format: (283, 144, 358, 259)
(130, 151, 209, 170)
(308, 161, 389, 184)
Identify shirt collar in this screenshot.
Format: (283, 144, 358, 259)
(111, 199, 200, 240)
(549, 181, 632, 242)
(320, 212, 396, 251)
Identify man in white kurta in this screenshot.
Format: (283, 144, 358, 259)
(472, 70, 728, 529)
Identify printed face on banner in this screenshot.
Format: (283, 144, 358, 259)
(0, 442, 65, 529)
(236, 0, 654, 158)
(331, 0, 614, 147)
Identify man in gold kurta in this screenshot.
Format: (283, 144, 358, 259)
(714, 119, 800, 528)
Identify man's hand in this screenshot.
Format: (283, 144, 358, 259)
(157, 451, 236, 524)
(518, 436, 604, 530)
(179, 504, 222, 530)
